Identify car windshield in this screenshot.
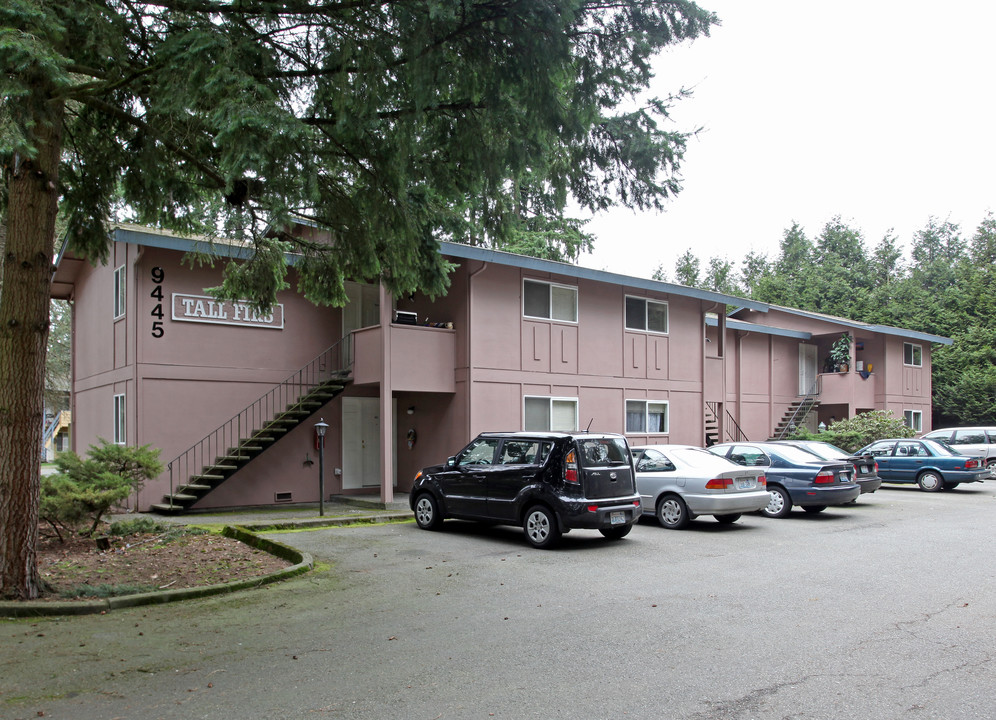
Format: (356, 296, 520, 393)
(772, 445, 830, 464)
(922, 438, 956, 456)
(577, 437, 630, 467)
(670, 447, 736, 469)
(793, 443, 841, 461)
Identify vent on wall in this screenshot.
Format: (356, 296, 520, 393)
(274, 492, 293, 503)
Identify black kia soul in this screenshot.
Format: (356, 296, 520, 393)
(410, 432, 642, 549)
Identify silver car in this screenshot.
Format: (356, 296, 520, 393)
(921, 427, 996, 476)
(632, 444, 769, 529)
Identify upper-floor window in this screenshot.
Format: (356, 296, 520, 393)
(524, 396, 578, 432)
(625, 296, 668, 334)
(523, 279, 577, 323)
(625, 400, 669, 434)
(903, 409, 923, 432)
(113, 266, 126, 320)
(904, 342, 922, 367)
(113, 393, 126, 444)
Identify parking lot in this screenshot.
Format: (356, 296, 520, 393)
(5, 483, 996, 719)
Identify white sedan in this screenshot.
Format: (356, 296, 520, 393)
(632, 445, 770, 529)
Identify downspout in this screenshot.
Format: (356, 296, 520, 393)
(379, 282, 394, 504)
(131, 243, 144, 509)
(467, 262, 488, 434)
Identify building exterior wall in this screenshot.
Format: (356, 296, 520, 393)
(56, 227, 946, 511)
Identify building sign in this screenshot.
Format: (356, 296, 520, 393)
(171, 293, 284, 330)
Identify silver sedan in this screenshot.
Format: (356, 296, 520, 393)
(632, 444, 770, 529)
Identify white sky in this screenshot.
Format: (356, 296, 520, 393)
(578, 0, 996, 278)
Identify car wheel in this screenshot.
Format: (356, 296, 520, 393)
(917, 470, 944, 492)
(523, 505, 561, 549)
(714, 513, 741, 524)
(761, 486, 792, 518)
(413, 493, 443, 530)
(599, 525, 632, 540)
(802, 505, 826, 514)
(656, 495, 691, 529)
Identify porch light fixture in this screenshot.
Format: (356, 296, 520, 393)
(315, 418, 329, 517)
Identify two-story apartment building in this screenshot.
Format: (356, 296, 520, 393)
(50, 224, 949, 512)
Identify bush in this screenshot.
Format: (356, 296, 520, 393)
(41, 440, 164, 540)
(786, 410, 914, 453)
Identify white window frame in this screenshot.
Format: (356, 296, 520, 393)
(523, 396, 578, 432)
(625, 399, 670, 434)
(903, 409, 922, 432)
(113, 265, 126, 320)
(113, 393, 126, 444)
(522, 279, 578, 323)
(624, 296, 669, 334)
(904, 342, 922, 367)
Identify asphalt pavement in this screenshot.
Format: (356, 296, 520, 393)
(3, 483, 996, 719)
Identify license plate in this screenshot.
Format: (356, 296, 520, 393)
(736, 478, 754, 489)
(840, 473, 850, 483)
(860, 465, 868, 474)
(610, 511, 625, 525)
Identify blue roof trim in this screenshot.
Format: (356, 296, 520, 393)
(705, 315, 812, 340)
(732, 304, 952, 345)
(111, 226, 255, 260)
(439, 241, 770, 311)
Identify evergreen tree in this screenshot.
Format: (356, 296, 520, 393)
(673, 248, 701, 287)
(1, 1, 718, 598)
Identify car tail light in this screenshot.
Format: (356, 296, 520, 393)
(965, 459, 980, 469)
(705, 478, 732, 489)
(757, 475, 766, 487)
(814, 470, 835, 484)
(874, 461, 879, 472)
(565, 449, 579, 484)
(587, 505, 598, 512)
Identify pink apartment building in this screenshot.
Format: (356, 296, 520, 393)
(50, 224, 950, 512)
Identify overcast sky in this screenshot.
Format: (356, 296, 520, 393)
(578, 0, 996, 278)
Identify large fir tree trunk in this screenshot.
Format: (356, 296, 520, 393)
(0, 98, 63, 600)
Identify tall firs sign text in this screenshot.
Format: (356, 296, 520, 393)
(171, 293, 284, 330)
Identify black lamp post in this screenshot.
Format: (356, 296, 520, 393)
(314, 418, 328, 517)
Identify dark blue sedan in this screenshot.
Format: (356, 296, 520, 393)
(858, 438, 989, 492)
(707, 442, 860, 517)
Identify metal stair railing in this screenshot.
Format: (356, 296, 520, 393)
(40, 410, 70, 461)
(165, 335, 353, 509)
(706, 402, 750, 443)
(772, 376, 823, 440)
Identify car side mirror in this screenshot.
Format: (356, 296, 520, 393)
(446, 456, 457, 467)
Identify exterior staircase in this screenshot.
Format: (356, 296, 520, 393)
(705, 402, 749, 445)
(152, 340, 352, 514)
(769, 398, 821, 440)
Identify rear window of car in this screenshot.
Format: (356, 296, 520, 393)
(577, 437, 631, 467)
(772, 445, 830, 464)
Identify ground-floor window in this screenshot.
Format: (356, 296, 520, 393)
(524, 396, 578, 432)
(625, 400, 669, 434)
(113, 393, 126, 444)
(903, 409, 922, 432)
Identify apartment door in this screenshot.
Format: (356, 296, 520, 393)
(342, 396, 397, 490)
(799, 344, 818, 395)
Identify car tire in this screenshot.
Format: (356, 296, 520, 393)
(761, 485, 792, 518)
(413, 493, 443, 530)
(714, 513, 741, 524)
(523, 505, 561, 549)
(599, 525, 632, 540)
(802, 505, 826, 514)
(917, 470, 944, 492)
(656, 495, 691, 529)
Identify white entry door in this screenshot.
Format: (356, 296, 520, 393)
(799, 344, 818, 396)
(342, 397, 397, 489)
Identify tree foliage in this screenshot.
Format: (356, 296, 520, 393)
(1, 0, 719, 598)
(665, 212, 996, 427)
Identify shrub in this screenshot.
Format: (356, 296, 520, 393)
(40, 440, 164, 540)
(787, 410, 914, 453)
